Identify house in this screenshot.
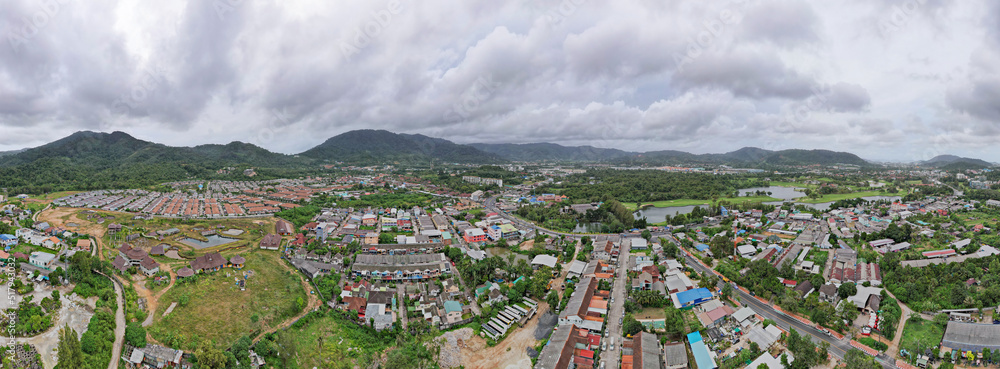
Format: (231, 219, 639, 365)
(566, 260, 587, 279)
(630, 238, 649, 250)
(732, 307, 757, 328)
(0, 234, 15, 248)
(737, 244, 757, 258)
(140, 344, 184, 368)
(531, 254, 558, 270)
(687, 331, 718, 369)
(794, 280, 814, 297)
(672, 288, 713, 309)
(139, 256, 160, 276)
(350, 253, 451, 281)
(108, 223, 122, 234)
(363, 232, 379, 245)
(190, 252, 227, 273)
(29, 251, 57, 270)
(76, 239, 92, 251)
(443, 300, 463, 324)
(463, 228, 486, 243)
(361, 214, 378, 226)
(259, 234, 281, 250)
(632, 272, 653, 291)
(366, 303, 393, 331)
(623, 331, 661, 369)
(663, 342, 689, 369)
(43, 236, 61, 249)
(559, 277, 597, 326)
(819, 284, 838, 303)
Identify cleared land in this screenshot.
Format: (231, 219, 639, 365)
(148, 251, 307, 350)
(273, 311, 395, 369)
(899, 317, 945, 356)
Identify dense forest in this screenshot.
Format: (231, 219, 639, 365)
(536, 169, 770, 203)
(0, 131, 317, 194)
(882, 252, 1000, 311)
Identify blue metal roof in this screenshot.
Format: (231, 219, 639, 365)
(688, 331, 717, 369)
(695, 243, 710, 251)
(676, 288, 713, 305)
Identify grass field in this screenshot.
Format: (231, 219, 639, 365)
(768, 181, 815, 189)
(28, 191, 82, 201)
(795, 190, 907, 204)
(899, 317, 945, 356)
(148, 251, 307, 350)
(624, 196, 783, 210)
(806, 250, 828, 270)
(271, 310, 395, 369)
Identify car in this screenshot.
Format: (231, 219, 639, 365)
(610, 297, 614, 304)
(600, 362, 606, 369)
(602, 342, 606, 351)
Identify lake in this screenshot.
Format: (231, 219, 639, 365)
(179, 234, 240, 249)
(634, 205, 702, 222)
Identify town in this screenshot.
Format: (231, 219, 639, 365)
(2, 159, 1000, 369)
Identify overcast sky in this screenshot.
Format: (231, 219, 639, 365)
(1, 0, 999, 162)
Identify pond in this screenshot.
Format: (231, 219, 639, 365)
(739, 186, 806, 200)
(179, 234, 240, 249)
(572, 222, 604, 233)
(634, 205, 702, 222)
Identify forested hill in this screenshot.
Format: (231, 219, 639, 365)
(298, 129, 504, 164)
(470, 142, 636, 161)
(611, 147, 869, 166)
(0, 131, 307, 194)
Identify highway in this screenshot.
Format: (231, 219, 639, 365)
(481, 195, 897, 368)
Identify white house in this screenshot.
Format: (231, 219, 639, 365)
(29, 251, 57, 270)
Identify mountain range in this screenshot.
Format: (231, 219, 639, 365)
(919, 155, 994, 169)
(2, 129, 995, 194)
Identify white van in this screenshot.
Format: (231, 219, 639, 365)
(610, 337, 615, 349)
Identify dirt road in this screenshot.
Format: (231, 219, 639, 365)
(135, 266, 177, 327)
(252, 258, 322, 343)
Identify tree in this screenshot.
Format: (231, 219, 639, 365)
(838, 300, 859, 324)
(843, 349, 881, 369)
(623, 315, 644, 336)
(838, 282, 857, 300)
(721, 283, 734, 300)
(641, 229, 652, 241)
(195, 341, 228, 369)
(57, 325, 83, 369)
(546, 291, 559, 308)
(125, 322, 147, 347)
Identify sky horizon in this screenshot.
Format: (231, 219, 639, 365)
(2, 1, 999, 162)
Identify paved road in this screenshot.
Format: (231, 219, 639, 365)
(481, 195, 895, 367)
(102, 273, 126, 369)
(670, 238, 896, 369)
(599, 250, 628, 369)
(397, 284, 408, 331)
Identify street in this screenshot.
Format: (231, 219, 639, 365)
(483, 195, 895, 368)
(599, 247, 628, 369)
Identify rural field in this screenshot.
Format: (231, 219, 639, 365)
(899, 317, 945, 356)
(148, 251, 308, 350)
(270, 310, 396, 369)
